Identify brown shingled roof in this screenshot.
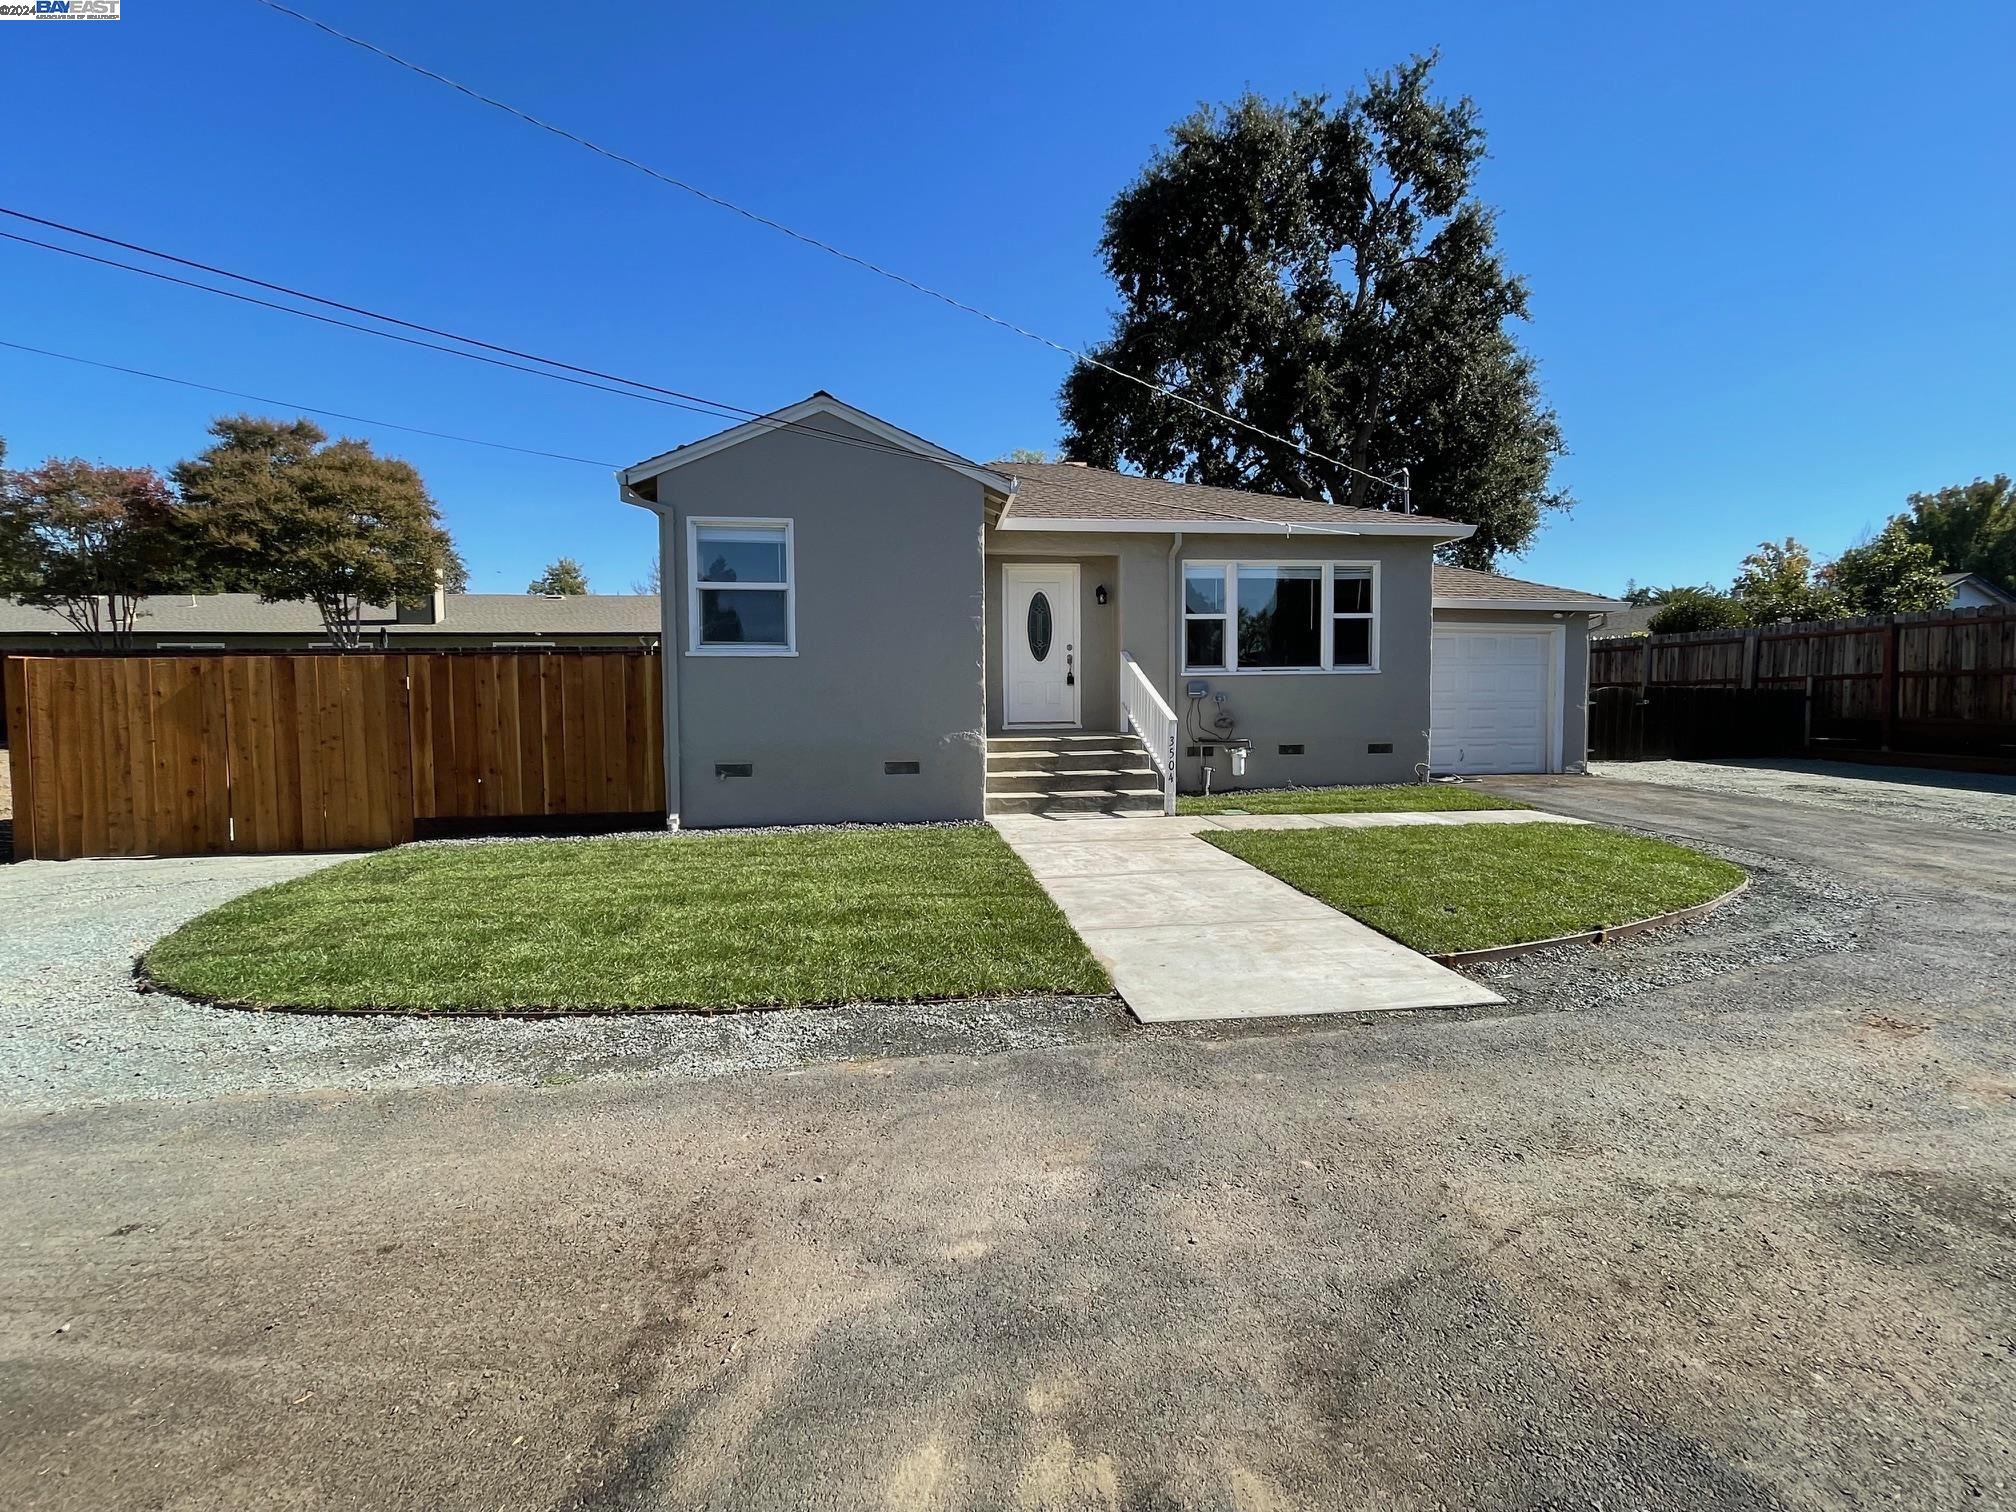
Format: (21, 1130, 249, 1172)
(992, 460, 1466, 531)
(1432, 565, 1620, 607)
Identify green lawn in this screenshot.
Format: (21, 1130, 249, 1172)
(1178, 783, 1527, 816)
(143, 826, 1111, 1013)
(1201, 823, 1745, 955)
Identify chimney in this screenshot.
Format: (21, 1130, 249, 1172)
(397, 582, 446, 625)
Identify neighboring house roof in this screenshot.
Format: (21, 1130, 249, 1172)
(1431, 565, 1623, 612)
(991, 460, 1473, 539)
(0, 593, 663, 638)
(1585, 601, 1660, 635)
(618, 393, 1014, 499)
(1940, 571, 2016, 605)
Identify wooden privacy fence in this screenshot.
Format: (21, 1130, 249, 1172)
(5, 651, 664, 861)
(1588, 685, 1807, 762)
(1591, 605, 2016, 758)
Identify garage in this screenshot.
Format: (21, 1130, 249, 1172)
(1429, 624, 1562, 774)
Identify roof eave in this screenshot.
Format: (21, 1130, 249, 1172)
(994, 516, 1474, 539)
(1434, 595, 1625, 612)
(619, 394, 1013, 497)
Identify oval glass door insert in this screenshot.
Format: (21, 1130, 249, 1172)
(1026, 593, 1053, 661)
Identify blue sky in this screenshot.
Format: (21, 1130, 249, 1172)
(4, 2, 2011, 597)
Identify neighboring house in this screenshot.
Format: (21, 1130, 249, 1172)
(616, 393, 1619, 828)
(0, 590, 662, 652)
(1941, 571, 2016, 609)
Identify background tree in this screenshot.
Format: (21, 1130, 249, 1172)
(527, 556, 590, 595)
(0, 444, 192, 649)
(1899, 475, 2016, 588)
(632, 554, 661, 595)
(174, 416, 461, 649)
(1645, 587, 1747, 635)
(1059, 55, 1567, 567)
(1000, 447, 1053, 465)
(1821, 520, 1951, 616)
(1730, 538, 1844, 625)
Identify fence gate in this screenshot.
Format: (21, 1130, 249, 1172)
(5, 651, 663, 862)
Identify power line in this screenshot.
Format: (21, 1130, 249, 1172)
(244, 0, 1408, 502)
(2, 207, 746, 417)
(0, 332, 1364, 537)
(0, 226, 999, 474)
(0, 220, 1390, 536)
(0, 338, 620, 467)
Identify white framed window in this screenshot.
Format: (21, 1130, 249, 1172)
(1181, 560, 1380, 674)
(1331, 566, 1376, 669)
(1183, 563, 1228, 670)
(688, 517, 795, 656)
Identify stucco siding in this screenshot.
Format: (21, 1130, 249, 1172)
(655, 412, 987, 827)
(1173, 538, 1435, 791)
(982, 525, 1445, 791)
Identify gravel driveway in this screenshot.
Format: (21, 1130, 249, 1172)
(1588, 755, 2016, 833)
(0, 852, 1122, 1113)
(3, 772, 2014, 1509)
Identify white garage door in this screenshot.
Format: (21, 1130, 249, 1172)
(1430, 627, 1556, 774)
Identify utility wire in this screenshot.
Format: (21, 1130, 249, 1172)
(0, 337, 619, 468)
(0, 223, 1390, 535)
(244, 0, 1407, 502)
(0, 227, 999, 474)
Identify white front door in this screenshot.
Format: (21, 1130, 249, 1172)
(1430, 626, 1559, 774)
(1003, 563, 1080, 728)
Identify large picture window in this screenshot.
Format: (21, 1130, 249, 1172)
(1181, 561, 1380, 674)
(689, 518, 794, 654)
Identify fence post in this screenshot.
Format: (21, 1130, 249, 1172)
(1880, 618, 1900, 751)
(1741, 629, 1759, 690)
(1637, 637, 1652, 699)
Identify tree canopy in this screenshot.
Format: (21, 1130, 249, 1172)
(1822, 520, 1951, 617)
(528, 556, 590, 595)
(174, 416, 461, 648)
(1730, 538, 1843, 625)
(1645, 587, 1747, 635)
(1899, 475, 2015, 591)
(1059, 55, 1567, 567)
(0, 444, 192, 649)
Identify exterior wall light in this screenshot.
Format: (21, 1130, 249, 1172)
(1095, 584, 1109, 605)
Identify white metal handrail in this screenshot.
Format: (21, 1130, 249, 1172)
(1120, 650, 1179, 815)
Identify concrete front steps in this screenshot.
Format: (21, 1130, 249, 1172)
(986, 732, 1165, 817)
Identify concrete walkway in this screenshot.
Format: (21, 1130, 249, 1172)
(991, 809, 1582, 1023)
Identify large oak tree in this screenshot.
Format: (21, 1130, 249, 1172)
(1060, 56, 1566, 566)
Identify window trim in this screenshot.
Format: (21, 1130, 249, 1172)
(1180, 559, 1382, 675)
(1181, 562, 1230, 672)
(686, 515, 797, 658)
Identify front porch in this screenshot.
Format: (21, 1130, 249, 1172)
(983, 550, 1178, 816)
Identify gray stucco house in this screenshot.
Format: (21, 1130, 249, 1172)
(617, 394, 1619, 828)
